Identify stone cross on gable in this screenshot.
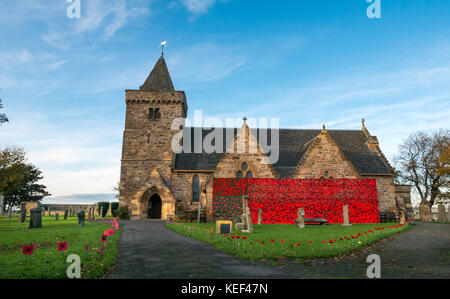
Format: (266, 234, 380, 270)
(160, 41, 167, 56)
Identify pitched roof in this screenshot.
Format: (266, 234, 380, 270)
(173, 128, 392, 176)
(140, 55, 175, 92)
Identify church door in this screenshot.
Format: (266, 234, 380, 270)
(148, 194, 162, 219)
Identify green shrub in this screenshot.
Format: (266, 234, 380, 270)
(117, 206, 130, 220)
(111, 202, 119, 217)
(97, 202, 110, 217)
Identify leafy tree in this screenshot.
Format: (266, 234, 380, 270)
(0, 99, 8, 125)
(0, 147, 50, 211)
(394, 129, 450, 207)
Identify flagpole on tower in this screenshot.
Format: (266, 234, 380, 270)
(160, 41, 167, 56)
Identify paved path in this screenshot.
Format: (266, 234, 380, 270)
(105, 221, 450, 279)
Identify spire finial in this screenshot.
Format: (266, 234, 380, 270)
(321, 124, 327, 134)
(362, 118, 365, 126)
(160, 41, 167, 56)
(243, 116, 248, 124)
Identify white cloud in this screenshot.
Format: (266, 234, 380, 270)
(181, 0, 216, 15)
(48, 60, 69, 70)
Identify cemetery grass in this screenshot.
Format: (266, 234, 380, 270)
(166, 221, 411, 261)
(0, 215, 120, 279)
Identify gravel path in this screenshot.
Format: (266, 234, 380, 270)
(105, 220, 450, 279)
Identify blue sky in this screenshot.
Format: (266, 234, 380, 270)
(0, 0, 449, 200)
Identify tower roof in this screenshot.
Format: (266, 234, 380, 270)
(140, 55, 175, 92)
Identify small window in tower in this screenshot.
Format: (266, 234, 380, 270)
(242, 162, 248, 171)
(147, 134, 151, 144)
(236, 171, 243, 179)
(155, 108, 161, 119)
(149, 108, 154, 120)
(324, 171, 329, 177)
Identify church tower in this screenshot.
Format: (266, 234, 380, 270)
(119, 53, 187, 219)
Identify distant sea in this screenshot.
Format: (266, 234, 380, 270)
(41, 193, 119, 205)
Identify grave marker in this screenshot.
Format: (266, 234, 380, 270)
(437, 205, 447, 222)
(342, 205, 352, 226)
(29, 206, 43, 228)
(297, 208, 305, 228)
(77, 210, 85, 227)
(257, 209, 262, 225)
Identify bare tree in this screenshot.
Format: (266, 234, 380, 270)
(0, 99, 8, 125)
(394, 129, 449, 207)
(113, 182, 120, 200)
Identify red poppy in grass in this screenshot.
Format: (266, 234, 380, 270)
(296, 243, 301, 246)
(281, 240, 284, 244)
(328, 239, 333, 244)
(340, 238, 343, 241)
(322, 240, 326, 244)
(270, 239, 275, 243)
(22, 245, 34, 255)
(351, 235, 355, 239)
(334, 239, 337, 242)
(249, 242, 253, 245)
(242, 236, 247, 240)
(344, 236, 348, 239)
(308, 241, 313, 244)
(58, 242, 68, 252)
(236, 236, 240, 239)
(101, 234, 108, 242)
(107, 229, 114, 236)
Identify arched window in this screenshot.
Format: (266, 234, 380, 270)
(245, 171, 253, 178)
(236, 171, 243, 178)
(242, 162, 248, 171)
(192, 175, 200, 202)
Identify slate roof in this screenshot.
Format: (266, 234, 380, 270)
(140, 55, 175, 92)
(173, 127, 392, 177)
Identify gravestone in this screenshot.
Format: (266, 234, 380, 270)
(0, 195, 4, 215)
(64, 209, 68, 220)
(419, 204, 432, 221)
(100, 207, 103, 218)
(297, 208, 305, 228)
(257, 209, 262, 225)
(244, 206, 253, 233)
(8, 209, 12, 218)
(235, 223, 244, 231)
(48, 207, 52, 217)
(55, 213, 59, 221)
(197, 204, 201, 223)
(77, 210, 85, 227)
(437, 205, 447, 222)
(29, 206, 43, 228)
(342, 205, 352, 226)
(19, 206, 27, 223)
(399, 210, 406, 225)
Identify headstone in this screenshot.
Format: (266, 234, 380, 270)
(197, 204, 201, 223)
(8, 209, 12, 218)
(64, 209, 68, 220)
(419, 204, 432, 221)
(437, 204, 447, 222)
(48, 207, 52, 217)
(77, 210, 85, 227)
(342, 205, 352, 226)
(235, 223, 244, 231)
(19, 206, 26, 223)
(298, 207, 305, 228)
(244, 206, 253, 233)
(55, 213, 59, 221)
(100, 207, 103, 218)
(257, 209, 262, 225)
(400, 210, 406, 225)
(29, 206, 43, 228)
(0, 195, 4, 215)
(92, 207, 95, 220)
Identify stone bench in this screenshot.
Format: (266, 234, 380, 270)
(295, 218, 329, 225)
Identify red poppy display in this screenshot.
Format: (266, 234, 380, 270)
(22, 245, 35, 255)
(58, 242, 67, 252)
(213, 178, 379, 224)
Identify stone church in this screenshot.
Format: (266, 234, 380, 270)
(119, 54, 412, 221)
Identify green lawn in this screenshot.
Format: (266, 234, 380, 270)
(166, 221, 412, 260)
(0, 215, 120, 279)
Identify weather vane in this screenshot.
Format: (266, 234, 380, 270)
(160, 41, 167, 56)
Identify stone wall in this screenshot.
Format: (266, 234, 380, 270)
(362, 175, 397, 213)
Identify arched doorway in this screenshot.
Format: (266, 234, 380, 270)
(148, 194, 162, 219)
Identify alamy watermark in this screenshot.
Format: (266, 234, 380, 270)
(366, 254, 381, 278)
(66, 254, 81, 278)
(66, 0, 81, 19)
(367, 0, 381, 19)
